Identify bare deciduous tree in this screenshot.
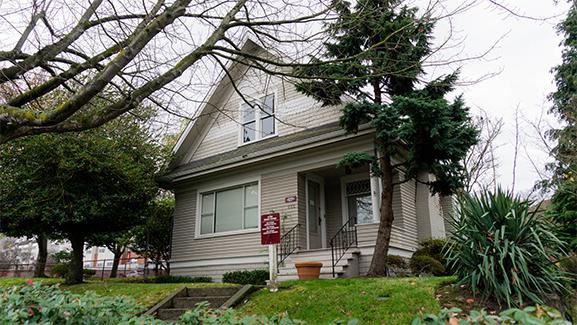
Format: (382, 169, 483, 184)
(0, 0, 335, 143)
(462, 109, 503, 193)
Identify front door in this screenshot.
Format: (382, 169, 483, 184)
(307, 178, 324, 249)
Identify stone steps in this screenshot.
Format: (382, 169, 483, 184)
(155, 286, 241, 321)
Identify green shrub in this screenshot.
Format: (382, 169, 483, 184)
(412, 305, 570, 324)
(413, 238, 449, 266)
(0, 281, 147, 324)
(409, 255, 445, 276)
(50, 263, 69, 277)
(222, 270, 269, 285)
(83, 268, 97, 277)
(148, 275, 212, 283)
(385, 255, 407, 269)
(446, 189, 568, 307)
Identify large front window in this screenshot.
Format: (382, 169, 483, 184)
(345, 179, 373, 224)
(241, 94, 275, 143)
(200, 183, 259, 235)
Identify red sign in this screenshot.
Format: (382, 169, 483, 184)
(260, 213, 281, 245)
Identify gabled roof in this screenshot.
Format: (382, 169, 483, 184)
(171, 38, 273, 166)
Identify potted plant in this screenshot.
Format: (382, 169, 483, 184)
(295, 261, 323, 280)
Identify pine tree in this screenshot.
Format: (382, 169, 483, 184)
(547, 2, 577, 251)
(295, 0, 478, 275)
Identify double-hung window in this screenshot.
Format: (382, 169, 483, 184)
(241, 94, 275, 143)
(200, 182, 259, 235)
(345, 179, 373, 225)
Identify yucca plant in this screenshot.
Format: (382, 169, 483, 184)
(446, 189, 568, 307)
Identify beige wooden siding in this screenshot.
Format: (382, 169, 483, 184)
(399, 176, 419, 245)
(391, 173, 403, 228)
(297, 174, 307, 249)
(171, 170, 300, 264)
(356, 223, 418, 275)
(189, 68, 343, 162)
(171, 189, 197, 262)
(261, 171, 299, 232)
(172, 262, 268, 282)
(176, 232, 266, 262)
(356, 224, 418, 252)
(324, 179, 342, 244)
(440, 195, 454, 235)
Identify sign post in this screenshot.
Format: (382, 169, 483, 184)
(261, 212, 281, 292)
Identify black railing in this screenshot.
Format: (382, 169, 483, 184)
(277, 224, 300, 270)
(329, 218, 358, 277)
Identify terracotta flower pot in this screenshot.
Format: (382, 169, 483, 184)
(295, 261, 323, 280)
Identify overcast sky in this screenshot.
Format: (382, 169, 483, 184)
(432, 0, 570, 195)
(0, 0, 570, 195)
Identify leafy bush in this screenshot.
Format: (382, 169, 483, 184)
(0, 281, 146, 324)
(145, 275, 212, 283)
(84, 268, 97, 277)
(222, 270, 269, 285)
(410, 238, 450, 276)
(409, 256, 445, 276)
(413, 238, 449, 266)
(50, 263, 69, 277)
(446, 190, 568, 307)
(412, 305, 570, 325)
(385, 255, 407, 269)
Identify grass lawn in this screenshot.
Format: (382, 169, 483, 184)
(0, 277, 235, 310)
(0, 277, 62, 287)
(238, 277, 454, 325)
(62, 281, 233, 308)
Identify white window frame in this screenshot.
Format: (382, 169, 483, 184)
(195, 177, 261, 239)
(340, 173, 379, 225)
(238, 93, 278, 146)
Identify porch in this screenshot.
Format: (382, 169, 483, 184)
(276, 164, 380, 279)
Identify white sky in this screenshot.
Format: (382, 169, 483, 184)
(0, 0, 570, 195)
(432, 0, 570, 194)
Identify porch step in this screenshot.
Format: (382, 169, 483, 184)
(277, 249, 360, 281)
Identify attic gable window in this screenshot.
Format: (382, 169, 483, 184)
(241, 94, 275, 143)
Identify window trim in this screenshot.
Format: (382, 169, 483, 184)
(340, 173, 378, 225)
(195, 177, 261, 239)
(237, 92, 278, 146)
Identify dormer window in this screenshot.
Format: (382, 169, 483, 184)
(241, 94, 275, 143)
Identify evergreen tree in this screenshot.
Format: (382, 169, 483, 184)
(295, 0, 478, 275)
(0, 110, 163, 284)
(546, 2, 577, 251)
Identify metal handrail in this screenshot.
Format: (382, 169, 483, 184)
(277, 224, 300, 270)
(329, 218, 358, 277)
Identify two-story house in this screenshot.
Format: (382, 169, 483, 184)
(159, 39, 452, 281)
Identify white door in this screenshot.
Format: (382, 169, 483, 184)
(306, 178, 325, 249)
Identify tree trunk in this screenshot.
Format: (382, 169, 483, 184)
(367, 152, 395, 276)
(109, 246, 125, 278)
(66, 234, 85, 284)
(33, 233, 48, 277)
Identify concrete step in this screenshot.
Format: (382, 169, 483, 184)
(281, 257, 351, 268)
(186, 286, 239, 297)
(277, 271, 344, 281)
(173, 296, 230, 308)
(278, 264, 347, 275)
(157, 308, 189, 321)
